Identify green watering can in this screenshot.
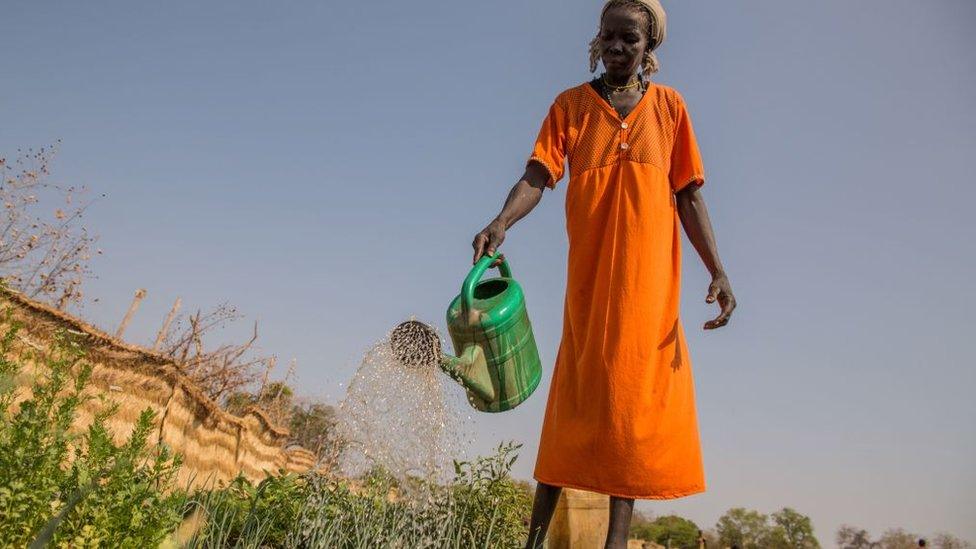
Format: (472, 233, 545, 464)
(390, 255, 542, 413)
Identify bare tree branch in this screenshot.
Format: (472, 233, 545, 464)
(158, 303, 275, 404)
(0, 144, 100, 309)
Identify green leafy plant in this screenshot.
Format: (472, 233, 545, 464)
(182, 441, 532, 548)
(0, 319, 185, 547)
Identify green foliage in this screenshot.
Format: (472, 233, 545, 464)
(766, 507, 820, 549)
(223, 391, 257, 415)
(0, 321, 185, 547)
(629, 509, 654, 535)
(717, 506, 821, 549)
(448, 441, 533, 545)
(630, 513, 701, 548)
(288, 401, 338, 456)
(182, 441, 532, 548)
(225, 385, 340, 463)
(716, 507, 771, 549)
(184, 474, 305, 548)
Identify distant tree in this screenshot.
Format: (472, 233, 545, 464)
(630, 514, 700, 548)
(765, 507, 820, 548)
(630, 508, 655, 537)
(837, 525, 873, 549)
(932, 533, 974, 549)
(837, 526, 971, 549)
(716, 508, 769, 549)
(227, 386, 341, 465)
(288, 399, 338, 457)
(878, 528, 920, 549)
(630, 509, 658, 545)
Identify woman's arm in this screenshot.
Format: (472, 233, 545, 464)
(472, 162, 550, 264)
(675, 185, 737, 329)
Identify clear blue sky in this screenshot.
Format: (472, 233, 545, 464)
(3, 0, 974, 543)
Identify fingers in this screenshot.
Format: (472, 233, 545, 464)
(705, 284, 719, 304)
(486, 232, 504, 258)
(703, 293, 736, 330)
(703, 314, 730, 330)
(490, 253, 505, 268)
(473, 232, 506, 265)
(720, 293, 737, 319)
(473, 223, 506, 265)
(472, 233, 487, 264)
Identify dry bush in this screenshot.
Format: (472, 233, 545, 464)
(0, 144, 100, 309)
(156, 303, 279, 404)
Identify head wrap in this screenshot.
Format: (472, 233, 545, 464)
(589, 0, 668, 76)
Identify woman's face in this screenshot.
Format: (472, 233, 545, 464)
(598, 6, 651, 79)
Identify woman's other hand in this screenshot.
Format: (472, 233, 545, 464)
(472, 219, 506, 265)
(703, 273, 736, 329)
(674, 186, 734, 331)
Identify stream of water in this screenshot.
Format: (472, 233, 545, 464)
(328, 319, 474, 485)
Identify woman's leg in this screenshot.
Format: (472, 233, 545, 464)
(524, 482, 562, 549)
(604, 496, 634, 549)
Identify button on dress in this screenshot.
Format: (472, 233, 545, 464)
(529, 82, 706, 499)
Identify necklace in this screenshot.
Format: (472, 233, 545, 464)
(601, 74, 641, 92)
(600, 73, 647, 109)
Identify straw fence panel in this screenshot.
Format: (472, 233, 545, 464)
(0, 288, 314, 488)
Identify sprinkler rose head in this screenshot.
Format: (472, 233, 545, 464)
(390, 320, 442, 369)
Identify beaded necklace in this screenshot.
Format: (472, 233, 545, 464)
(599, 73, 647, 111)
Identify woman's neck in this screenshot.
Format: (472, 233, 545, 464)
(603, 72, 638, 87)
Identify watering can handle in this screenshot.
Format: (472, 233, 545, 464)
(461, 254, 513, 315)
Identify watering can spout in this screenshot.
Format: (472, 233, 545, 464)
(439, 345, 495, 403)
(390, 254, 540, 413)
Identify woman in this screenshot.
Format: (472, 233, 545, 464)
(471, 1, 736, 547)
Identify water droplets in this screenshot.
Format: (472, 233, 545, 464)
(329, 321, 473, 487)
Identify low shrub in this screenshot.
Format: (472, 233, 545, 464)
(0, 320, 185, 547)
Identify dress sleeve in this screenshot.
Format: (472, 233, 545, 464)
(527, 100, 568, 189)
(670, 93, 705, 192)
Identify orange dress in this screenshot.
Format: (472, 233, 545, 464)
(529, 81, 706, 499)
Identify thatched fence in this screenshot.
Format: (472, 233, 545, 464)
(0, 287, 316, 488)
